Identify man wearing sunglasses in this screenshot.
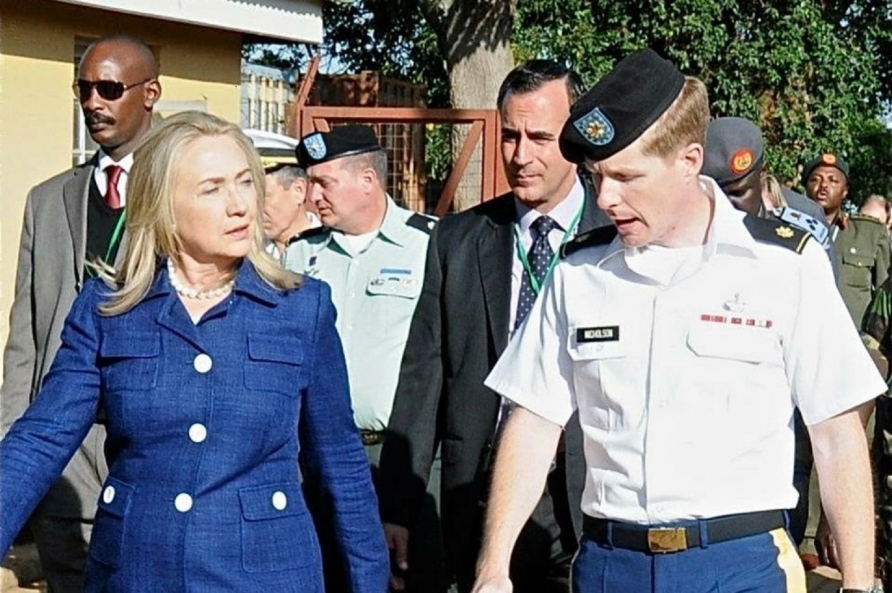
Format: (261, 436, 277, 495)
(1, 34, 160, 592)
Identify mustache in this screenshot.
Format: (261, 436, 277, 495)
(85, 112, 115, 127)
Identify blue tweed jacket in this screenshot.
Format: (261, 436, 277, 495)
(0, 260, 389, 593)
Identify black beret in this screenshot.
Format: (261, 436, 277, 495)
(559, 49, 685, 164)
(702, 117, 764, 186)
(802, 153, 850, 186)
(297, 124, 382, 168)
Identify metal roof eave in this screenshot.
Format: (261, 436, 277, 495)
(51, 0, 323, 44)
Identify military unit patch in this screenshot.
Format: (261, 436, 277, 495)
(730, 149, 754, 175)
(304, 133, 327, 160)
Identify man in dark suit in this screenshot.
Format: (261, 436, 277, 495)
(0, 35, 160, 592)
(377, 60, 610, 593)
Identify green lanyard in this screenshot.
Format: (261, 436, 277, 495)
(85, 209, 126, 278)
(105, 209, 127, 263)
(513, 204, 584, 296)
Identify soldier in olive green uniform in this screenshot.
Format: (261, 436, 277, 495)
(808, 153, 890, 586)
(861, 287, 892, 591)
(805, 152, 890, 325)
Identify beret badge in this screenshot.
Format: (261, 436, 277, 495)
(573, 107, 615, 147)
(821, 153, 837, 165)
(304, 133, 327, 161)
(730, 149, 754, 175)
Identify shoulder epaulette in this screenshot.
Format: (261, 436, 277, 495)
(743, 214, 811, 254)
(560, 226, 618, 259)
(406, 213, 437, 235)
(287, 225, 328, 244)
(849, 213, 886, 228)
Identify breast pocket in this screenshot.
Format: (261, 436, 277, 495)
(244, 333, 304, 397)
(99, 331, 160, 391)
(366, 274, 422, 336)
(841, 252, 875, 290)
(89, 477, 134, 568)
(566, 336, 628, 430)
(239, 482, 320, 573)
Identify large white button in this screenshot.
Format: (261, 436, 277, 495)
(193, 354, 213, 374)
(102, 485, 116, 504)
(174, 493, 193, 512)
(271, 491, 287, 511)
(189, 423, 207, 443)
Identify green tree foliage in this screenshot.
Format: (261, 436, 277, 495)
(514, 0, 892, 199)
(251, 0, 892, 199)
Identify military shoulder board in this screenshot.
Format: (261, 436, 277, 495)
(560, 226, 618, 259)
(406, 213, 437, 234)
(743, 215, 810, 254)
(776, 207, 830, 247)
(288, 225, 328, 244)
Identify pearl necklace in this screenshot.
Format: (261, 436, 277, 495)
(167, 259, 235, 300)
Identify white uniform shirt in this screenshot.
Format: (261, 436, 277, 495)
(485, 179, 885, 525)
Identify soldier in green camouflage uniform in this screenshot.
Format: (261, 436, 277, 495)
(862, 284, 892, 590)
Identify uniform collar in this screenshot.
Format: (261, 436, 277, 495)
(327, 195, 409, 251)
(592, 176, 759, 269)
(144, 257, 280, 306)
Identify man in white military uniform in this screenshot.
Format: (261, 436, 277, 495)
(472, 49, 883, 593)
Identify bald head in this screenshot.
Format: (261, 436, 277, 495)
(860, 194, 890, 226)
(80, 35, 158, 78)
(77, 36, 161, 160)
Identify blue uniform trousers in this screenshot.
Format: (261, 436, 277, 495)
(571, 527, 805, 592)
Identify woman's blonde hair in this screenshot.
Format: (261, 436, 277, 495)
(96, 111, 301, 315)
(760, 173, 788, 210)
(640, 77, 709, 160)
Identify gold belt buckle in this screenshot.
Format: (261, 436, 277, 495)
(647, 527, 688, 553)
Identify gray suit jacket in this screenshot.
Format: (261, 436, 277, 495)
(1, 156, 120, 518)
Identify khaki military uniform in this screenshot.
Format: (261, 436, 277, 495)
(833, 213, 891, 325)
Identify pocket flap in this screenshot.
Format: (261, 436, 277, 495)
(100, 331, 160, 359)
(239, 483, 305, 521)
(97, 476, 134, 518)
(366, 275, 422, 299)
(688, 323, 778, 364)
(841, 252, 875, 268)
(247, 334, 303, 366)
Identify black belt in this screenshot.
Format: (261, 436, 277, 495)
(582, 510, 786, 554)
(360, 430, 385, 446)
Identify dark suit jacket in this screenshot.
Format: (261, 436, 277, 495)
(378, 183, 608, 583)
(0, 155, 121, 518)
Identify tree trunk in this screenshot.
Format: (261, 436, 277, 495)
(422, 0, 516, 211)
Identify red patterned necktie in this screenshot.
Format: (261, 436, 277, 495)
(104, 165, 124, 210)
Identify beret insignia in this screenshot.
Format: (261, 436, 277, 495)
(821, 153, 837, 165)
(573, 107, 615, 147)
(730, 149, 754, 175)
(304, 133, 327, 160)
(775, 226, 794, 239)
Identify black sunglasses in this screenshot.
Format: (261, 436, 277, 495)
(73, 78, 152, 102)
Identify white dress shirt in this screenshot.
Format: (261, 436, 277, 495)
(93, 150, 133, 207)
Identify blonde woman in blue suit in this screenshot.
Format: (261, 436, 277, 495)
(0, 111, 389, 593)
